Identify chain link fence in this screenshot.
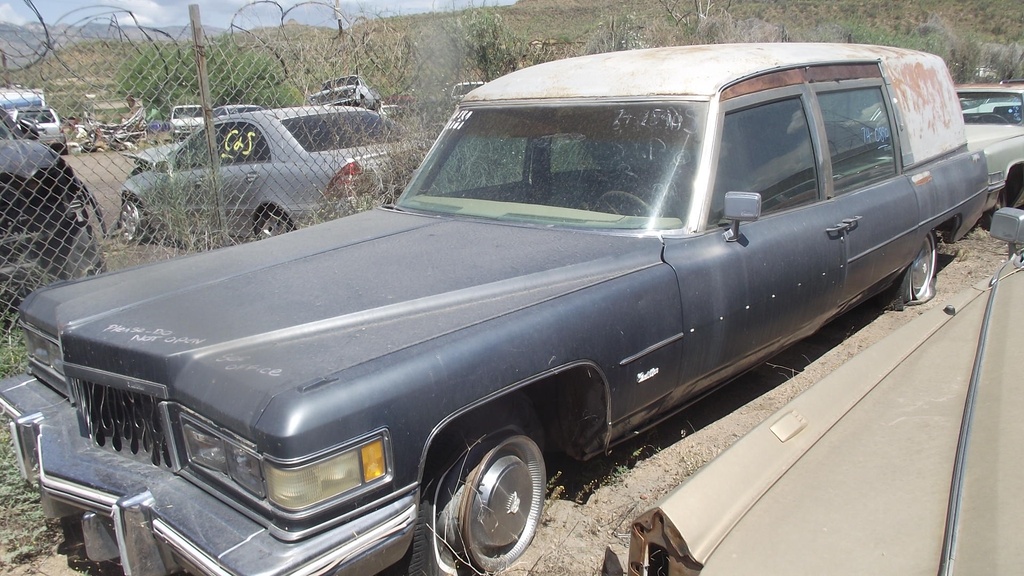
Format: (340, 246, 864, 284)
(1, 1, 1022, 333)
(0, 2, 577, 326)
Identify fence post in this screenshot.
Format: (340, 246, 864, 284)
(189, 4, 226, 243)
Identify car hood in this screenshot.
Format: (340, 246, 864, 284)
(963, 123, 1024, 151)
(0, 138, 59, 177)
(22, 209, 664, 434)
(122, 142, 180, 171)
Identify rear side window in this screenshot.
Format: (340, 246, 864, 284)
(217, 121, 270, 164)
(817, 87, 896, 194)
(709, 97, 818, 226)
(282, 111, 397, 152)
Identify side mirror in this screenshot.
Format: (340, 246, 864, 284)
(723, 191, 761, 242)
(990, 207, 1024, 257)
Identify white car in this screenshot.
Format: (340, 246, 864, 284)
(958, 82, 1024, 222)
(169, 104, 203, 140)
(307, 75, 381, 110)
(119, 105, 401, 240)
(9, 107, 67, 154)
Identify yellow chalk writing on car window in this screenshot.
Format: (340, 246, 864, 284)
(221, 129, 257, 160)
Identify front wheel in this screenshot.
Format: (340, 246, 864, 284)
(410, 433, 546, 575)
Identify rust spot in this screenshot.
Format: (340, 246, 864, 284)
(723, 63, 882, 101)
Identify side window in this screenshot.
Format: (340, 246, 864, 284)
(708, 97, 818, 227)
(817, 87, 896, 194)
(217, 122, 270, 165)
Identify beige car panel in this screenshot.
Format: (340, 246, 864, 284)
(953, 266, 1024, 574)
(629, 272, 1011, 575)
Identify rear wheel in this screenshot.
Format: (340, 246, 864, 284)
(901, 231, 937, 306)
(980, 188, 1006, 230)
(117, 196, 147, 242)
(254, 207, 294, 239)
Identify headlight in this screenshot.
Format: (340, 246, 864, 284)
(265, 436, 389, 511)
(22, 325, 68, 396)
(183, 419, 265, 498)
(181, 413, 389, 510)
(23, 327, 63, 376)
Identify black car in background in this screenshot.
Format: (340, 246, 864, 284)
(0, 113, 103, 312)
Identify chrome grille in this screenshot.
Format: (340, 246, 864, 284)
(76, 380, 172, 468)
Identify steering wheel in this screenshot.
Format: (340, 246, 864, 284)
(976, 113, 1008, 124)
(598, 190, 650, 216)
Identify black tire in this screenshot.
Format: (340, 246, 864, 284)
(56, 223, 104, 279)
(254, 207, 294, 239)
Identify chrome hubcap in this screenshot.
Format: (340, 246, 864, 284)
(120, 202, 140, 240)
(909, 235, 936, 301)
(458, 435, 545, 572)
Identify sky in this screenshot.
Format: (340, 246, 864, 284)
(0, 0, 514, 30)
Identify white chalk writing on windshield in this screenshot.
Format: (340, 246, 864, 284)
(612, 107, 698, 133)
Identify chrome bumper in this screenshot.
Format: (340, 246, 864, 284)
(0, 374, 416, 576)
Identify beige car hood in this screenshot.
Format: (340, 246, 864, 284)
(630, 260, 1024, 575)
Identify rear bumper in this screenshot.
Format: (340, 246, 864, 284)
(0, 374, 416, 576)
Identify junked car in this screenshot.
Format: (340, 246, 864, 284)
(0, 44, 987, 576)
(450, 81, 485, 102)
(117, 105, 400, 241)
(307, 75, 382, 110)
(626, 207, 1024, 576)
(0, 112, 103, 313)
(9, 107, 67, 154)
(958, 82, 1024, 221)
(213, 104, 264, 118)
(169, 105, 203, 141)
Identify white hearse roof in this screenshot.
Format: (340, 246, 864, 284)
(466, 43, 966, 166)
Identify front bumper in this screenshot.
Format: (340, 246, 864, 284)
(0, 374, 416, 576)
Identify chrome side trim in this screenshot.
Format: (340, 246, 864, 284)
(619, 332, 685, 366)
(937, 264, 1007, 575)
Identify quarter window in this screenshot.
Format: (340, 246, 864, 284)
(817, 87, 896, 194)
(709, 97, 818, 227)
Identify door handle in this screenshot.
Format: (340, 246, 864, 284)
(245, 171, 258, 183)
(826, 215, 863, 235)
(841, 215, 862, 231)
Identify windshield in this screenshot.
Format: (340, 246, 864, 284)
(397, 102, 707, 230)
(174, 106, 202, 119)
(19, 109, 55, 123)
(959, 91, 1024, 125)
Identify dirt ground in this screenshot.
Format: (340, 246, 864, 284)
(5, 227, 1010, 576)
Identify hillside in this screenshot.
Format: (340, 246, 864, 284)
(498, 0, 1023, 44)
